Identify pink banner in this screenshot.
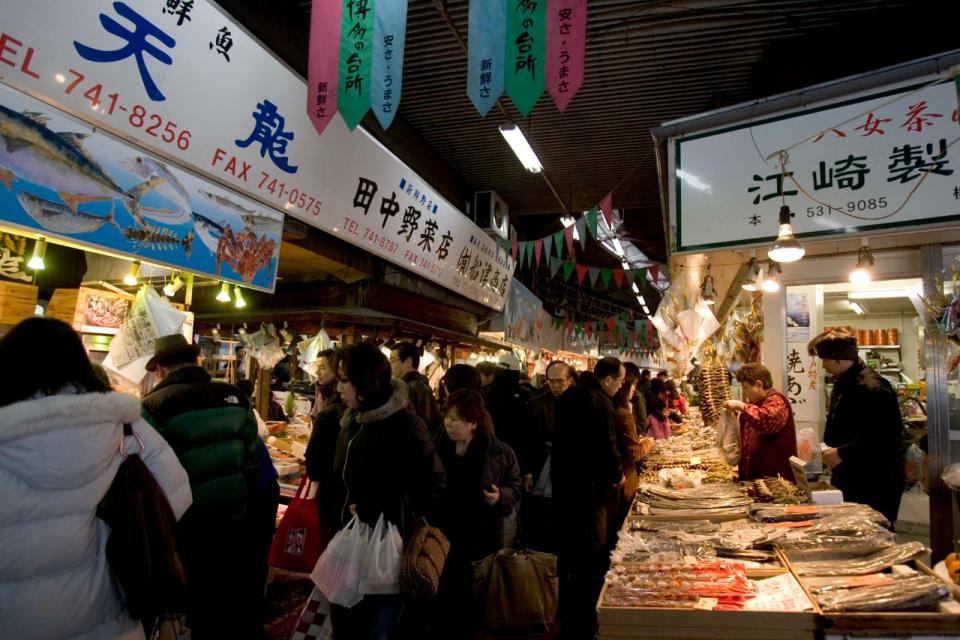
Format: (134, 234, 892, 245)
(564, 225, 575, 256)
(599, 191, 613, 228)
(307, 0, 342, 135)
(546, 0, 587, 113)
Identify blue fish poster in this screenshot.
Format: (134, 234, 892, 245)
(0, 83, 282, 292)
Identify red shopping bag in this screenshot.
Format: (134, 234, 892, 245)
(270, 476, 323, 572)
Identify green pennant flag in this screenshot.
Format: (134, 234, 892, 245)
(637, 268, 648, 285)
(562, 261, 576, 281)
(600, 268, 612, 288)
(586, 207, 599, 239)
(549, 256, 562, 277)
(553, 316, 563, 330)
(527, 240, 536, 266)
(338, 0, 376, 130)
(587, 266, 599, 287)
(504, 1, 545, 116)
(552, 231, 564, 258)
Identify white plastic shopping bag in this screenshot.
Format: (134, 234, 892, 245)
(718, 409, 741, 466)
(311, 515, 368, 608)
(358, 514, 403, 595)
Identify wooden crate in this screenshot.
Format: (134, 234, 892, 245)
(813, 560, 960, 637)
(597, 569, 819, 640)
(45, 288, 80, 325)
(0, 281, 38, 324)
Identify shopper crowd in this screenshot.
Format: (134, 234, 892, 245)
(0, 320, 813, 640)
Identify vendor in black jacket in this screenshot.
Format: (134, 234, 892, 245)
(808, 330, 905, 525)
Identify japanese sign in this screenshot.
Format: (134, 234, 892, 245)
(505, 0, 545, 117)
(371, 0, 407, 129)
(337, 0, 374, 130)
(467, 0, 506, 117)
(546, 0, 586, 113)
(0, 83, 281, 291)
(307, 0, 342, 136)
(504, 279, 543, 350)
(0, 0, 513, 309)
(672, 77, 960, 253)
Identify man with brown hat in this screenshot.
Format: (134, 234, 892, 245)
(142, 333, 277, 638)
(807, 330, 905, 525)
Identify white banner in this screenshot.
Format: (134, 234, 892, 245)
(672, 77, 959, 253)
(0, 0, 513, 309)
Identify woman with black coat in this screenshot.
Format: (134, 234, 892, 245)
(434, 389, 521, 635)
(328, 342, 445, 640)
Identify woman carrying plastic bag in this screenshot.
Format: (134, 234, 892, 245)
(311, 515, 368, 608)
(359, 514, 403, 595)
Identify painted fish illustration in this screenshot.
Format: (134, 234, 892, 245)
(198, 189, 257, 218)
(16, 190, 116, 234)
(122, 224, 195, 258)
(192, 211, 224, 255)
(241, 211, 283, 233)
(120, 156, 191, 225)
(0, 105, 152, 226)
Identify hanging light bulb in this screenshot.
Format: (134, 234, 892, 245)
(849, 244, 874, 284)
(233, 286, 246, 308)
(163, 274, 185, 297)
(27, 237, 47, 270)
(122, 260, 140, 286)
(216, 282, 231, 302)
(768, 205, 805, 262)
(761, 262, 781, 293)
(741, 258, 759, 291)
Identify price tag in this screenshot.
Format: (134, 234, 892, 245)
(689, 456, 702, 465)
(694, 598, 718, 610)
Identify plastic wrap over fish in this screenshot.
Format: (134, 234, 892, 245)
(247, 324, 286, 370)
(790, 541, 927, 576)
(298, 329, 333, 381)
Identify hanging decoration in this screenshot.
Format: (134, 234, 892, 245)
(337, 0, 376, 130)
(371, 0, 408, 129)
(307, 0, 343, 135)
(467, 0, 506, 116)
(599, 192, 613, 228)
(505, 0, 546, 116)
(550, 311, 660, 354)
(546, 0, 587, 113)
(651, 286, 720, 379)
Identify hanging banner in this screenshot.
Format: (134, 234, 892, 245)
(599, 191, 613, 227)
(546, 0, 587, 113)
(504, 279, 543, 350)
(307, 0, 342, 135)
(0, 85, 281, 290)
(0, 0, 513, 309)
(672, 76, 960, 253)
(371, 0, 407, 129)
(338, 0, 376, 130)
(505, 0, 545, 117)
(466, 0, 505, 117)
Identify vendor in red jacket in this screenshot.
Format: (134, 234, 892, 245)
(723, 363, 797, 480)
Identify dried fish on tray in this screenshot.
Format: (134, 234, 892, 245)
(776, 514, 896, 560)
(633, 482, 751, 517)
(742, 476, 807, 504)
(751, 501, 889, 525)
(611, 532, 716, 564)
(812, 574, 949, 611)
(790, 541, 927, 576)
(603, 561, 758, 610)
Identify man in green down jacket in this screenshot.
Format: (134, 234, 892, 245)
(142, 334, 277, 639)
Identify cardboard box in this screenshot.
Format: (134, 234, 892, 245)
(0, 281, 38, 325)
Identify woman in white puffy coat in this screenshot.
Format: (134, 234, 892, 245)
(0, 318, 192, 640)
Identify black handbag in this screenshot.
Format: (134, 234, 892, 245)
(97, 423, 187, 620)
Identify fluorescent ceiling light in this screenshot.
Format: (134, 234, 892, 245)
(637, 295, 646, 305)
(631, 283, 640, 294)
(499, 123, 542, 173)
(849, 301, 865, 315)
(611, 237, 625, 257)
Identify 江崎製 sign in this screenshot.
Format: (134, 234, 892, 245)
(0, 0, 513, 309)
(672, 77, 959, 253)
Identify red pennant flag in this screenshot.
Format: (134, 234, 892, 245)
(563, 318, 571, 334)
(599, 192, 613, 228)
(563, 226, 575, 256)
(575, 264, 588, 284)
(612, 268, 624, 287)
(511, 238, 519, 262)
(534, 238, 544, 266)
(584, 323, 593, 339)
(605, 317, 616, 332)
(646, 321, 655, 345)
(649, 265, 659, 283)
(307, 0, 343, 135)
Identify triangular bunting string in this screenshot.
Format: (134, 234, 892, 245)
(599, 192, 613, 228)
(564, 226, 575, 256)
(575, 264, 588, 285)
(552, 230, 564, 258)
(649, 265, 659, 283)
(549, 256, 562, 277)
(534, 238, 544, 266)
(600, 268, 612, 288)
(587, 266, 599, 287)
(511, 238, 518, 262)
(612, 269, 625, 288)
(562, 261, 576, 281)
(575, 217, 588, 250)
(586, 207, 599, 240)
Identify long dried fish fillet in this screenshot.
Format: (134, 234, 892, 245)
(791, 542, 927, 576)
(814, 575, 949, 611)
